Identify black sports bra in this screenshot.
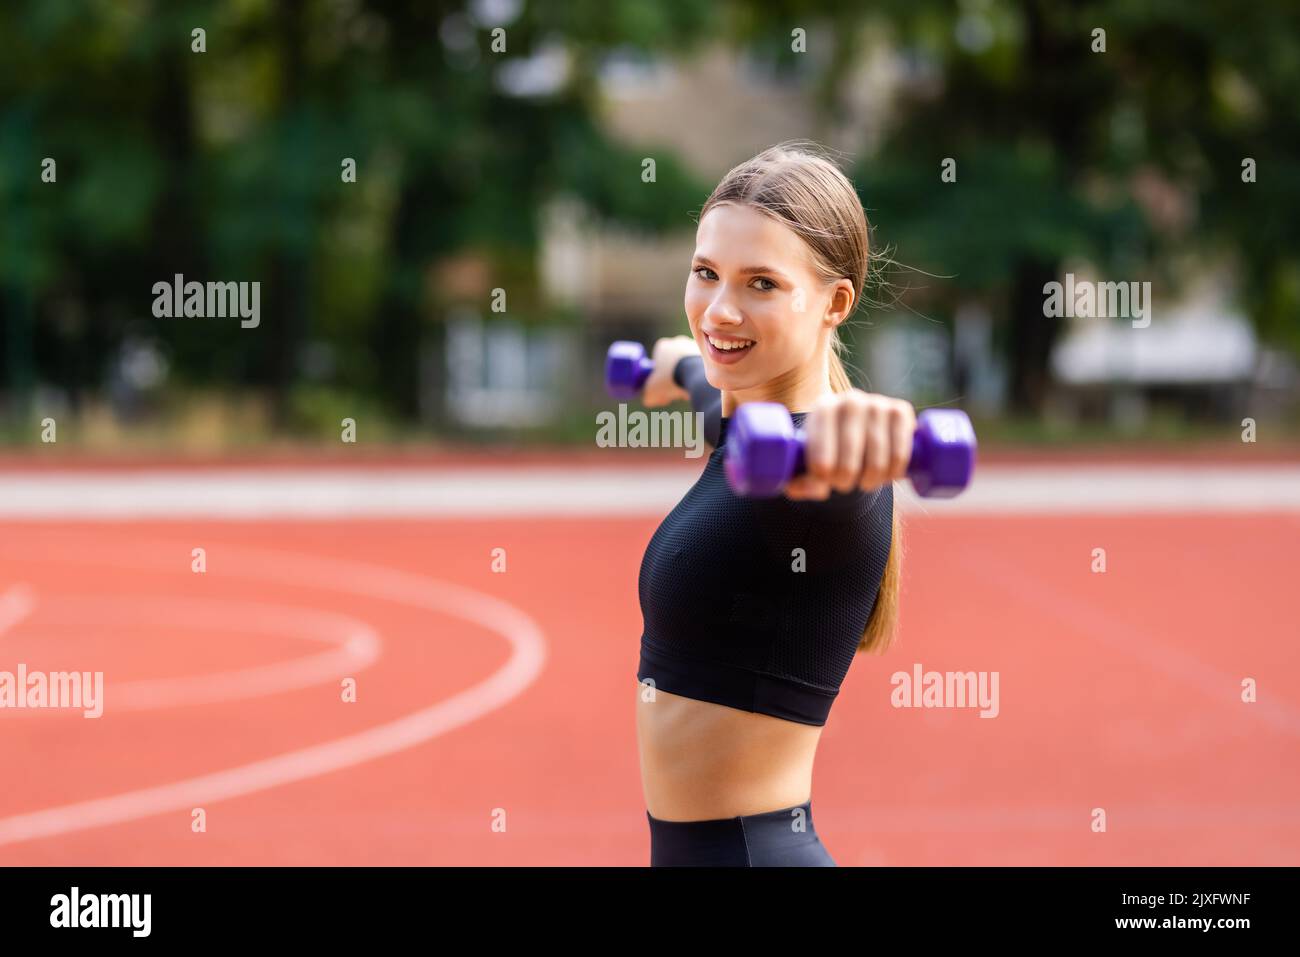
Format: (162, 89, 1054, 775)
(635, 357, 895, 726)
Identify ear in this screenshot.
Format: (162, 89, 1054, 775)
(824, 279, 856, 328)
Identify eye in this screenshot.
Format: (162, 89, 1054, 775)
(692, 265, 718, 281)
(751, 276, 777, 292)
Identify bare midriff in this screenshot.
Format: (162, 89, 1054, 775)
(635, 682, 824, 821)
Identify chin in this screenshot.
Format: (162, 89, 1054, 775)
(703, 363, 758, 392)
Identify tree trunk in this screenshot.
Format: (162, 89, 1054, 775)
(1007, 258, 1061, 415)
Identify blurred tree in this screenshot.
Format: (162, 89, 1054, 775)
(0, 0, 713, 424)
(821, 0, 1300, 414)
(4, 0, 1296, 428)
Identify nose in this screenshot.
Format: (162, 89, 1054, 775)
(703, 287, 744, 327)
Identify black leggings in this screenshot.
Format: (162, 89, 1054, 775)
(646, 800, 836, 866)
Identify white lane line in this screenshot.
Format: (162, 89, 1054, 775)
(13, 596, 383, 712)
(898, 464, 1300, 514)
(0, 542, 547, 847)
(0, 468, 695, 518)
(0, 464, 1298, 517)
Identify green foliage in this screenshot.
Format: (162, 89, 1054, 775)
(850, 0, 1300, 354)
(1, 0, 1296, 431)
(0, 0, 714, 419)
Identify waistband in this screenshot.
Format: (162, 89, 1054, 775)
(647, 800, 821, 866)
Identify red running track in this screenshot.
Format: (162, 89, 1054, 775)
(0, 513, 1296, 865)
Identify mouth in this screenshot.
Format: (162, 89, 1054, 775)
(703, 333, 756, 364)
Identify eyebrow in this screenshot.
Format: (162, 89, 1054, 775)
(693, 255, 790, 280)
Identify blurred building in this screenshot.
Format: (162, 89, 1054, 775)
(446, 38, 1297, 432)
(544, 41, 897, 321)
(1049, 272, 1295, 428)
(448, 39, 902, 427)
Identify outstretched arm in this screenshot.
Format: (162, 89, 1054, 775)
(672, 355, 721, 449)
(641, 335, 722, 449)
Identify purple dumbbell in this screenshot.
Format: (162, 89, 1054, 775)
(725, 402, 977, 499)
(606, 341, 655, 399)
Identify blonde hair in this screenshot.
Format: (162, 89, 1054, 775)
(699, 140, 902, 655)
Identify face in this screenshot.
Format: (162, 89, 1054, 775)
(685, 203, 854, 402)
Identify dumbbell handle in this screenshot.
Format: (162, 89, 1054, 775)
(725, 402, 976, 499)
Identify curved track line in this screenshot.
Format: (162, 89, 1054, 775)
(111, 598, 379, 712)
(26, 596, 383, 711)
(0, 542, 547, 848)
(0, 584, 36, 637)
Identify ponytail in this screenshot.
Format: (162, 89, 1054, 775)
(858, 508, 902, 654)
(828, 343, 854, 395)
(829, 346, 903, 656)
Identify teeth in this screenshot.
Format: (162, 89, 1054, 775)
(708, 335, 754, 351)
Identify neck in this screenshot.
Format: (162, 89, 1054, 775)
(721, 353, 834, 416)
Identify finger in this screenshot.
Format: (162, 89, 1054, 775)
(885, 402, 915, 483)
(785, 475, 831, 500)
(830, 393, 868, 493)
(803, 395, 838, 486)
(641, 375, 671, 407)
(856, 398, 890, 489)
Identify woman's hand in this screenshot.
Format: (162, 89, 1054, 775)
(784, 391, 917, 500)
(642, 335, 700, 408)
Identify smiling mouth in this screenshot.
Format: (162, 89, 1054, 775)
(705, 334, 756, 356)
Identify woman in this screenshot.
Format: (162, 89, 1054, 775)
(635, 141, 910, 866)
